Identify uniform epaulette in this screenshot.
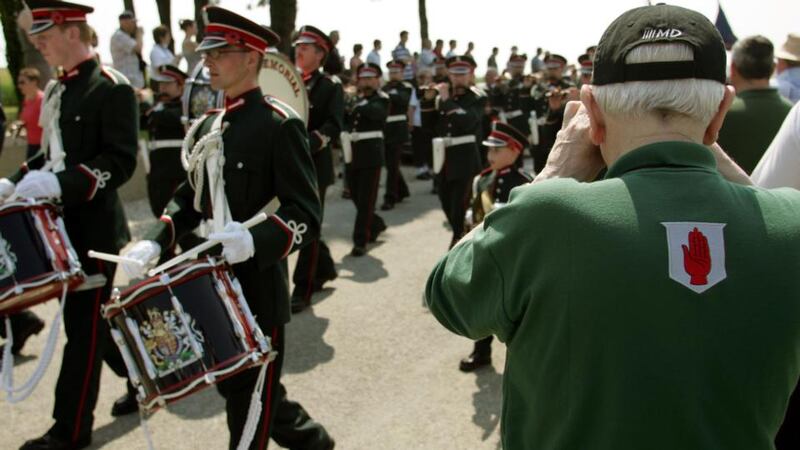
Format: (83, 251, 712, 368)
(470, 86, 487, 97)
(263, 95, 301, 121)
(99, 65, 131, 85)
(326, 73, 342, 85)
(479, 166, 493, 176)
(401, 81, 414, 90)
(377, 90, 390, 99)
(517, 168, 534, 182)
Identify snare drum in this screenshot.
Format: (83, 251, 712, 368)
(181, 64, 224, 126)
(102, 256, 271, 413)
(0, 200, 84, 315)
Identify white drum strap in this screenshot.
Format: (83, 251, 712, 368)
(139, 410, 156, 450)
(236, 361, 269, 450)
(0, 283, 68, 403)
(39, 81, 67, 173)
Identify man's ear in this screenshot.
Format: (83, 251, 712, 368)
(704, 85, 736, 145)
(580, 84, 605, 146)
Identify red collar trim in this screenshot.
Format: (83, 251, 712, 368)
(58, 58, 95, 82)
(224, 87, 260, 111)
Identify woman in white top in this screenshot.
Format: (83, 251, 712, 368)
(751, 102, 800, 189)
(180, 19, 201, 75)
(149, 24, 180, 83)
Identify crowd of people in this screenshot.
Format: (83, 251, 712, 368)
(1, 1, 800, 450)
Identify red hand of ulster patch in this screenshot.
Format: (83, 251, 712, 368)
(681, 227, 711, 285)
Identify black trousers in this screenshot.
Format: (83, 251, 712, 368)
(383, 142, 409, 204)
(411, 127, 433, 168)
(348, 167, 385, 247)
(0, 310, 40, 339)
(776, 383, 800, 449)
(48, 259, 128, 444)
(472, 336, 494, 356)
(292, 185, 336, 302)
(217, 325, 332, 450)
(436, 175, 472, 246)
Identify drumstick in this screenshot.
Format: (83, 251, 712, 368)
(88, 250, 146, 266)
(147, 212, 268, 277)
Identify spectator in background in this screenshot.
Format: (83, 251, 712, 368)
(465, 41, 475, 57)
(16, 68, 44, 159)
(350, 43, 364, 73)
(717, 36, 792, 174)
(419, 38, 436, 73)
(89, 26, 101, 62)
(150, 25, 180, 85)
(323, 30, 344, 75)
(752, 102, 800, 189)
(16, 8, 53, 87)
(487, 47, 499, 70)
(180, 19, 200, 74)
(110, 10, 144, 88)
(775, 33, 800, 104)
(530, 47, 544, 73)
(446, 39, 457, 58)
(392, 30, 414, 80)
(367, 39, 382, 66)
(433, 39, 444, 58)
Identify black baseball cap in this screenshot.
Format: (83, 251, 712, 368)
(592, 4, 726, 86)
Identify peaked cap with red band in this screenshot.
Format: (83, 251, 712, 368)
(26, 0, 93, 35)
(386, 59, 406, 71)
(293, 25, 333, 54)
(445, 55, 477, 74)
(356, 62, 382, 79)
(158, 64, 188, 82)
(482, 122, 527, 152)
(198, 6, 280, 54)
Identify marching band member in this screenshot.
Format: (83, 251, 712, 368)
(120, 7, 334, 449)
(291, 25, 343, 313)
(0, 1, 138, 448)
(381, 59, 413, 210)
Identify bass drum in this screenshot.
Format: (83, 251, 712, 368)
(258, 51, 309, 124)
(181, 64, 224, 126)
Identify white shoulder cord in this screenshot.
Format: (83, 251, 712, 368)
(0, 283, 68, 403)
(236, 362, 268, 450)
(38, 81, 67, 173)
(183, 115, 229, 214)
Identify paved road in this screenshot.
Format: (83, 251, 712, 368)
(0, 165, 506, 449)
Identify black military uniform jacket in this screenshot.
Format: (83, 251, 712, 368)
(470, 165, 532, 225)
(11, 58, 138, 254)
(505, 77, 535, 134)
(347, 90, 389, 170)
(418, 88, 438, 132)
(145, 88, 321, 327)
(433, 86, 486, 181)
(145, 96, 185, 178)
(305, 70, 344, 189)
(382, 80, 413, 145)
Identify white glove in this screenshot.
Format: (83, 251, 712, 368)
(14, 170, 62, 199)
(208, 221, 255, 265)
(0, 178, 15, 202)
(121, 240, 162, 279)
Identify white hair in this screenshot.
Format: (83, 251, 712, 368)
(593, 43, 725, 124)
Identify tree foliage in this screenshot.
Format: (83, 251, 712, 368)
(0, 0, 24, 103)
(269, 0, 297, 56)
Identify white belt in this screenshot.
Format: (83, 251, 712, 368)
(148, 139, 184, 150)
(350, 131, 384, 142)
(386, 114, 407, 123)
(505, 109, 524, 119)
(443, 135, 476, 147)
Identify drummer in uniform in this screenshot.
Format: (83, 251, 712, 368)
(432, 55, 486, 248)
(503, 54, 535, 143)
(345, 63, 389, 256)
(458, 122, 531, 372)
(120, 6, 334, 449)
(290, 25, 343, 313)
(531, 53, 576, 173)
(381, 59, 413, 210)
(0, 1, 138, 448)
(143, 64, 203, 259)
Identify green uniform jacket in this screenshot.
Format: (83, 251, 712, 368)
(717, 88, 792, 174)
(433, 86, 486, 181)
(305, 70, 344, 189)
(347, 90, 389, 170)
(145, 88, 321, 327)
(427, 142, 800, 450)
(382, 80, 413, 145)
(11, 58, 137, 254)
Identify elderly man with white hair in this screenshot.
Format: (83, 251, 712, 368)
(426, 4, 800, 449)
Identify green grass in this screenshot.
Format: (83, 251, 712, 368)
(1, 68, 19, 108)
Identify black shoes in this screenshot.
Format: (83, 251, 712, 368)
(350, 246, 366, 257)
(291, 295, 309, 314)
(10, 315, 45, 355)
(380, 202, 395, 211)
(458, 352, 491, 372)
(20, 433, 90, 450)
(110, 390, 139, 417)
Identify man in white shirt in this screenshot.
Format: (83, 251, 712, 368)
(109, 10, 144, 88)
(445, 39, 457, 58)
(392, 30, 415, 80)
(751, 102, 800, 189)
(149, 25, 179, 82)
(366, 39, 381, 66)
